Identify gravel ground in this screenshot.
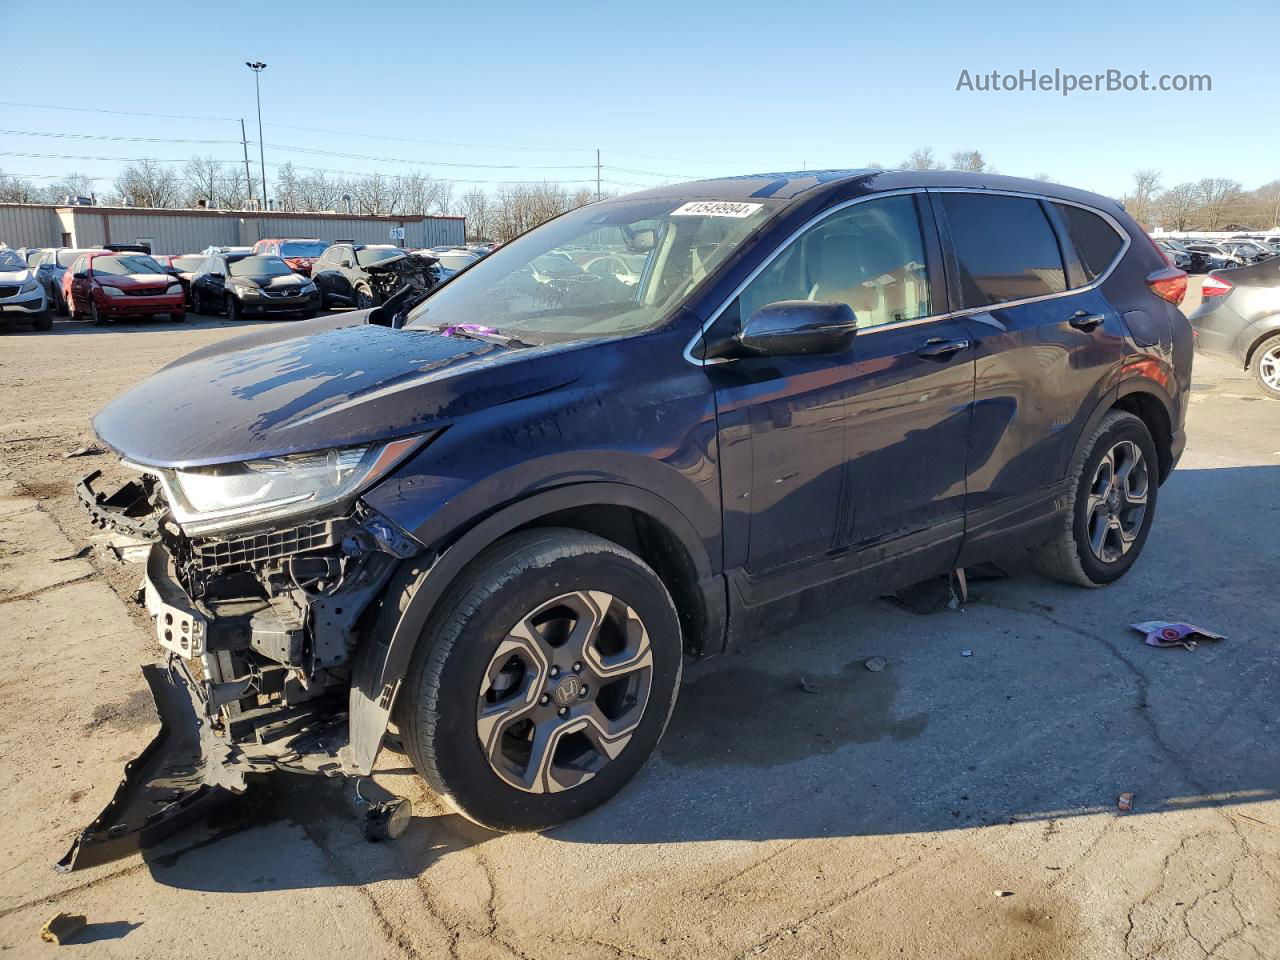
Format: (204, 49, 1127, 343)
(0, 292, 1277, 959)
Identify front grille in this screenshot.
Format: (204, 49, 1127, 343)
(0, 285, 19, 298)
(125, 287, 168, 297)
(191, 520, 338, 572)
(263, 288, 300, 298)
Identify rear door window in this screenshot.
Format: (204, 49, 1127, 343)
(940, 193, 1067, 308)
(1053, 203, 1124, 282)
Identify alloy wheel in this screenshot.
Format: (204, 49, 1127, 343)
(355, 287, 374, 310)
(1260, 344, 1280, 391)
(1085, 439, 1149, 564)
(476, 591, 653, 795)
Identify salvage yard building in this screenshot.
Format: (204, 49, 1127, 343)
(0, 202, 465, 253)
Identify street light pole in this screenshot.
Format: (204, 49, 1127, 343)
(245, 61, 268, 210)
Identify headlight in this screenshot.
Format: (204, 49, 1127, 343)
(234, 282, 262, 297)
(19, 278, 39, 294)
(166, 284, 183, 295)
(160, 436, 425, 534)
(101, 285, 124, 297)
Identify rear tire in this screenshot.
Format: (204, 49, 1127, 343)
(1033, 410, 1158, 587)
(396, 528, 683, 832)
(1249, 333, 1280, 400)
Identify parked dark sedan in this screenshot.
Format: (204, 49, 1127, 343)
(1190, 258, 1280, 397)
(189, 253, 320, 320)
(310, 242, 436, 309)
(64, 169, 1191, 870)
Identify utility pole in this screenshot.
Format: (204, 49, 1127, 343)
(246, 61, 268, 210)
(596, 149, 601, 201)
(239, 119, 253, 210)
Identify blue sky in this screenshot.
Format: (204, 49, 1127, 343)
(2, 0, 1274, 200)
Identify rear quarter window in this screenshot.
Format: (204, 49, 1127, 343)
(1053, 203, 1124, 282)
(941, 193, 1067, 307)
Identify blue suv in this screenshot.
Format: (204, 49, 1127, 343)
(65, 169, 1191, 869)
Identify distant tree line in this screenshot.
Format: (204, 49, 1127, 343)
(2, 148, 1276, 242)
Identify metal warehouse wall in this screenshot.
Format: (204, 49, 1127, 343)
(67, 210, 239, 252)
(2, 204, 466, 253)
(0, 205, 64, 248)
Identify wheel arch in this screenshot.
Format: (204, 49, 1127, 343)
(1068, 378, 1177, 487)
(346, 482, 724, 774)
(1242, 321, 1280, 370)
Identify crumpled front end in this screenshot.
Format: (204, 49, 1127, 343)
(60, 465, 422, 870)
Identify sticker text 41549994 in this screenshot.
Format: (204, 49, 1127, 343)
(670, 201, 764, 218)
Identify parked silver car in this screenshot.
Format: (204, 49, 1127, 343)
(34, 248, 108, 315)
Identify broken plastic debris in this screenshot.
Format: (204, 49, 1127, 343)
(864, 657, 886, 672)
(1118, 792, 1135, 811)
(1130, 621, 1226, 651)
(797, 677, 820, 694)
(993, 890, 1014, 898)
(40, 913, 86, 945)
(62, 444, 105, 459)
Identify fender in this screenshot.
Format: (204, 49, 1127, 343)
(1066, 365, 1179, 487)
(346, 481, 722, 774)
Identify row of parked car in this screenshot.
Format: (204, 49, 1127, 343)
(1154, 235, 1280, 274)
(0, 238, 494, 330)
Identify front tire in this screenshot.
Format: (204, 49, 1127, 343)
(225, 294, 242, 321)
(89, 300, 106, 327)
(1033, 410, 1158, 587)
(34, 310, 53, 332)
(1250, 333, 1280, 400)
(354, 284, 375, 310)
(396, 528, 683, 832)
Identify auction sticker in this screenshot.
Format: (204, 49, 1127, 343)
(670, 201, 763, 218)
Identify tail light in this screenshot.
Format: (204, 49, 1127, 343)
(1146, 267, 1188, 305)
(1200, 275, 1233, 298)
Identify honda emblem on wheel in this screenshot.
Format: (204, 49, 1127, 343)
(553, 675, 581, 706)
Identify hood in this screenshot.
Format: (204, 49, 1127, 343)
(0, 269, 32, 284)
(92, 314, 581, 468)
(231, 272, 306, 289)
(99, 272, 172, 288)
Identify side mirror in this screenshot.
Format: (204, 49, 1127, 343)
(72, 271, 88, 280)
(339, 259, 354, 268)
(208, 271, 224, 279)
(729, 301, 859, 357)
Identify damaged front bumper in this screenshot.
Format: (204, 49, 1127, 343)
(61, 468, 424, 870)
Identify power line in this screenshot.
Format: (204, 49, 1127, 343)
(258, 141, 598, 171)
(0, 128, 241, 146)
(0, 99, 238, 122)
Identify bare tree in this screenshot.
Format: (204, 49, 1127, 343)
(949, 150, 988, 173)
(42, 171, 97, 203)
(1159, 183, 1198, 232)
(1123, 169, 1162, 226)
(459, 188, 492, 240)
(1195, 178, 1241, 230)
(273, 162, 302, 211)
(0, 170, 42, 203)
(112, 159, 182, 208)
(902, 147, 942, 170)
(183, 155, 225, 209)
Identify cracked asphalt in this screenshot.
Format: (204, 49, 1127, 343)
(0, 291, 1277, 959)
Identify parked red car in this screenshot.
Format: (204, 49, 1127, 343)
(63, 252, 186, 325)
(250, 238, 328, 276)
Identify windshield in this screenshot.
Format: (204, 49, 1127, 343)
(0, 250, 24, 270)
(229, 256, 293, 278)
(405, 197, 778, 342)
(356, 247, 407, 266)
(171, 256, 204, 272)
(59, 249, 100, 267)
(436, 253, 478, 270)
(280, 241, 327, 258)
(91, 255, 164, 275)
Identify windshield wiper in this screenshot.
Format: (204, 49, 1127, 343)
(435, 323, 532, 348)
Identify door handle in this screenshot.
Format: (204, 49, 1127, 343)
(1068, 310, 1105, 331)
(915, 336, 972, 360)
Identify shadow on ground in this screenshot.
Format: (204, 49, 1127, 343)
(139, 463, 1279, 892)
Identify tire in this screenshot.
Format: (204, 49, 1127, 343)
(354, 284, 375, 310)
(1249, 333, 1280, 400)
(170, 311, 185, 323)
(54, 288, 69, 317)
(396, 528, 683, 832)
(1033, 410, 1159, 587)
(190, 289, 203, 315)
(34, 310, 53, 332)
(89, 300, 106, 327)
(225, 294, 241, 321)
